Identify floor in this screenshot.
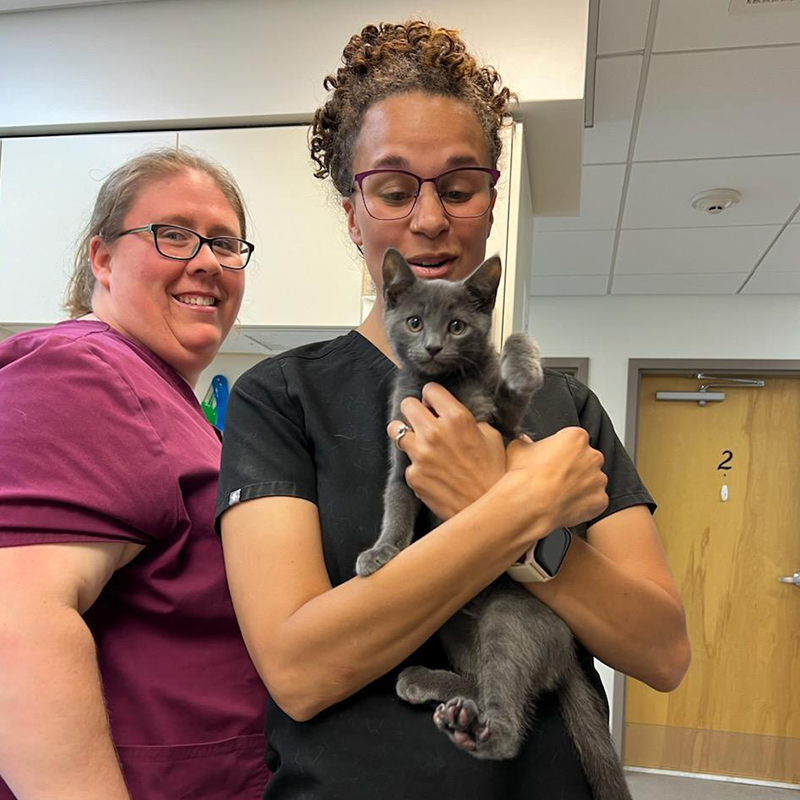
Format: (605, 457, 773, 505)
(626, 771, 800, 799)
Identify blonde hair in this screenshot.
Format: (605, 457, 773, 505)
(65, 148, 247, 318)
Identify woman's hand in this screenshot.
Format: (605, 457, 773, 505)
(506, 428, 609, 532)
(388, 383, 506, 520)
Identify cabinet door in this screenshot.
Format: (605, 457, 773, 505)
(0, 131, 177, 324)
(485, 123, 521, 348)
(178, 127, 362, 328)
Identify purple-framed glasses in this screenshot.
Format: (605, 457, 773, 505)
(352, 166, 500, 220)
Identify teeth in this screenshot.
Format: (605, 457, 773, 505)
(176, 295, 216, 307)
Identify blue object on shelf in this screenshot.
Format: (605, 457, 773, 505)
(212, 374, 230, 430)
(201, 375, 230, 430)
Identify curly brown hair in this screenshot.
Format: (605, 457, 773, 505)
(310, 21, 515, 196)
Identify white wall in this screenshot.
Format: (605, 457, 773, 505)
(529, 294, 800, 442)
(0, 0, 587, 128)
(0, 0, 588, 214)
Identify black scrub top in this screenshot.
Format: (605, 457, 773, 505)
(217, 331, 655, 800)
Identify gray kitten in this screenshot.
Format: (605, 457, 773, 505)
(356, 249, 632, 800)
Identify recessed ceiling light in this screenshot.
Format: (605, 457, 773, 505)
(691, 189, 742, 215)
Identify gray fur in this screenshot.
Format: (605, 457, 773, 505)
(356, 249, 632, 800)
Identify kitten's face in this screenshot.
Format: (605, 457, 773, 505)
(383, 249, 501, 377)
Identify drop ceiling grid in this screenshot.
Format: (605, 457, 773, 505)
(634, 46, 800, 163)
(653, 0, 800, 52)
(603, 0, 660, 295)
(736, 197, 800, 292)
(531, 0, 800, 297)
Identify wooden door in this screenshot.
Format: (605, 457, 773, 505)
(624, 374, 800, 783)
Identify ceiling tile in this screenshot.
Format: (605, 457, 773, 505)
(757, 225, 800, 272)
(533, 231, 615, 276)
(531, 275, 609, 296)
(636, 47, 800, 161)
(742, 271, 800, 294)
(616, 226, 780, 274)
(534, 164, 625, 231)
(611, 272, 746, 294)
(654, 0, 800, 51)
(584, 55, 641, 164)
(598, 0, 650, 55)
(623, 155, 800, 228)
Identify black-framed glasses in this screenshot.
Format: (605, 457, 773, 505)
(111, 223, 254, 270)
(352, 167, 500, 221)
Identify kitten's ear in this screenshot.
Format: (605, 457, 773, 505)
(465, 256, 502, 312)
(382, 248, 416, 308)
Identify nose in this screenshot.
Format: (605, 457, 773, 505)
(410, 183, 449, 238)
(426, 343, 442, 357)
(186, 241, 223, 276)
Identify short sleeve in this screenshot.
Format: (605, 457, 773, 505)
(566, 375, 656, 527)
(216, 358, 317, 520)
(0, 336, 179, 547)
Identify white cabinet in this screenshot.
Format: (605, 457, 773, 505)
(178, 127, 363, 329)
(0, 131, 177, 324)
(0, 123, 531, 347)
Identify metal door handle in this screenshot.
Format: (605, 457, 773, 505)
(778, 571, 800, 587)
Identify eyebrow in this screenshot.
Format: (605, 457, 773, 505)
(159, 215, 241, 238)
(370, 154, 484, 171)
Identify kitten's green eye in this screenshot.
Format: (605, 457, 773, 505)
(448, 320, 467, 335)
(407, 316, 424, 332)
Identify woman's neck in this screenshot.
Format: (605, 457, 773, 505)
(79, 310, 198, 389)
(356, 297, 399, 366)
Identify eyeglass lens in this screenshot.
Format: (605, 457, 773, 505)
(360, 170, 494, 220)
(155, 226, 249, 268)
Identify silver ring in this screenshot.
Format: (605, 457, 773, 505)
(394, 423, 412, 449)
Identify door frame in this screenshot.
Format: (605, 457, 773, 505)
(543, 356, 589, 384)
(616, 357, 800, 760)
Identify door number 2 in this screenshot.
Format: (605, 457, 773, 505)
(718, 450, 733, 471)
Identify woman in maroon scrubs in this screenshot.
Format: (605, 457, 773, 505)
(0, 150, 268, 799)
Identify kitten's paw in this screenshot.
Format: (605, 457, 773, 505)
(500, 334, 544, 397)
(355, 543, 400, 577)
(433, 697, 491, 753)
(396, 667, 434, 705)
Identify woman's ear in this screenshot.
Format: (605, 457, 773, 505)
(486, 189, 498, 236)
(342, 197, 363, 248)
(89, 235, 113, 289)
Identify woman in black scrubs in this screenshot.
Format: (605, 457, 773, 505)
(217, 21, 690, 800)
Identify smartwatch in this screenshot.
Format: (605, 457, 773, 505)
(506, 527, 572, 583)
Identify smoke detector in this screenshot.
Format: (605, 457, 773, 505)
(691, 189, 741, 215)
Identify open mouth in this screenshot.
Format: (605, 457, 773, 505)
(407, 257, 455, 278)
(173, 294, 218, 308)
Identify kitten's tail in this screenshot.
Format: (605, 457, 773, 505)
(559, 664, 633, 800)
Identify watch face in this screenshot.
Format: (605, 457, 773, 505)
(533, 528, 572, 578)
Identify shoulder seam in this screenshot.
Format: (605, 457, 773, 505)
(275, 333, 355, 366)
(82, 341, 183, 528)
(276, 358, 308, 438)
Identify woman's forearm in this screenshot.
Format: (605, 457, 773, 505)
(0, 606, 131, 800)
(264, 474, 551, 720)
(527, 533, 691, 691)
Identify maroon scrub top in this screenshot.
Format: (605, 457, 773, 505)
(0, 321, 269, 799)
